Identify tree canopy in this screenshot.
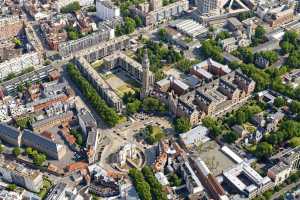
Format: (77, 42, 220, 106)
(255, 142, 273, 160)
(61, 1, 80, 13)
(174, 117, 191, 133)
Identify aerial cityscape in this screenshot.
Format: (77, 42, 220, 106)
(0, 0, 300, 199)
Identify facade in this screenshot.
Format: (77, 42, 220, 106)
(86, 128, 99, 164)
(141, 50, 152, 99)
(80, 35, 130, 63)
(77, 108, 97, 137)
(131, 0, 189, 26)
(0, 123, 22, 147)
(268, 148, 300, 186)
(196, 0, 227, 13)
(0, 52, 41, 80)
(0, 65, 56, 96)
(180, 160, 204, 194)
(96, 0, 120, 20)
(58, 26, 115, 58)
(75, 57, 123, 112)
(22, 129, 66, 160)
(0, 155, 43, 192)
(56, 0, 94, 10)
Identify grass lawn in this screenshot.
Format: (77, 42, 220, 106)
(116, 85, 135, 97)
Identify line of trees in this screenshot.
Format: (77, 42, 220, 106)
(67, 63, 120, 127)
(142, 166, 168, 200)
(129, 168, 152, 200)
(129, 166, 168, 200)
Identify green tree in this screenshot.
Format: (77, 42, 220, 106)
(13, 38, 22, 47)
(144, 125, 165, 144)
(216, 31, 230, 41)
(0, 145, 4, 153)
(115, 24, 123, 36)
(158, 28, 168, 42)
(174, 58, 198, 73)
(202, 117, 223, 137)
(282, 31, 298, 44)
(127, 99, 142, 114)
(235, 47, 254, 64)
(129, 168, 152, 200)
(134, 16, 143, 27)
(223, 131, 239, 144)
(201, 40, 223, 63)
(7, 184, 16, 191)
(287, 51, 300, 68)
(255, 51, 278, 65)
(174, 117, 191, 133)
(25, 147, 33, 155)
(237, 11, 255, 21)
(142, 97, 166, 113)
(255, 142, 273, 160)
(142, 166, 168, 200)
(289, 100, 300, 114)
(33, 154, 47, 166)
(288, 137, 300, 148)
(68, 31, 79, 40)
(280, 41, 294, 54)
(168, 173, 182, 186)
(13, 147, 21, 157)
(274, 96, 286, 108)
(124, 17, 136, 34)
(254, 25, 266, 40)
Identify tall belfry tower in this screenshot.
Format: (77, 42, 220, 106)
(141, 49, 151, 99)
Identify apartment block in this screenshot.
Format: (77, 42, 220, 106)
(22, 129, 66, 160)
(0, 52, 41, 80)
(74, 57, 123, 112)
(80, 35, 130, 63)
(0, 123, 22, 147)
(96, 0, 120, 20)
(58, 26, 115, 58)
(0, 155, 43, 192)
